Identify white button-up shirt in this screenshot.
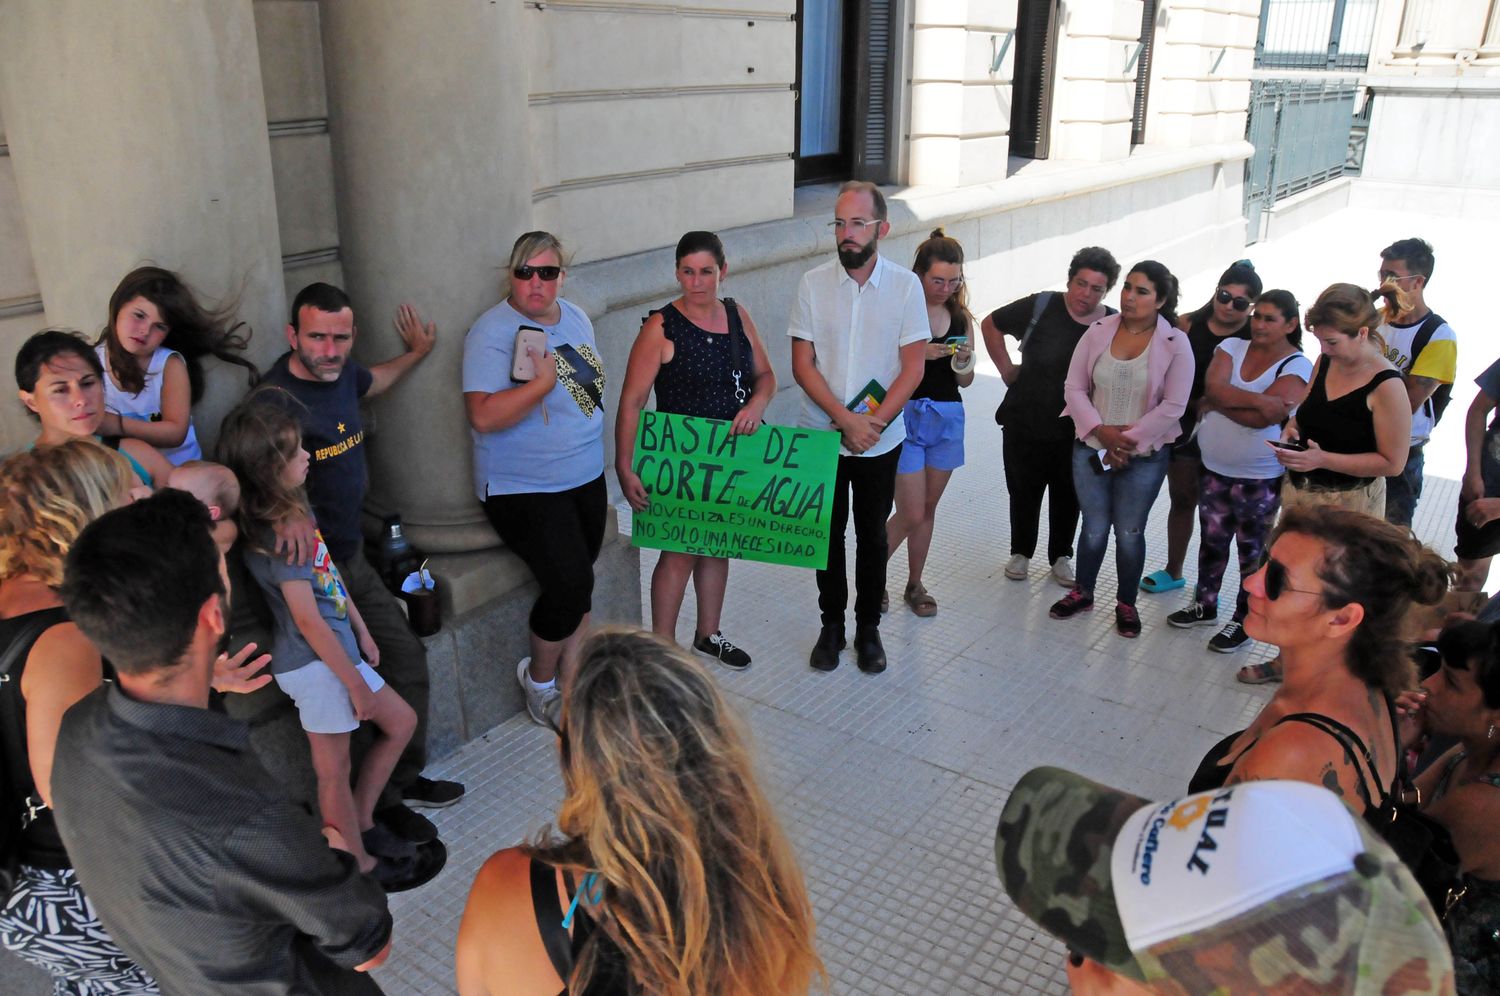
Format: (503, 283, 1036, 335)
(786, 253, 930, 458)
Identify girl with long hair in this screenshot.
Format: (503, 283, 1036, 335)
(94, 266, 259, 464)
(882, 228, 975, 616)
(218, 399, 424, 887)
(456, 628, 823, 996)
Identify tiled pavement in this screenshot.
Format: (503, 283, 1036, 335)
(2, 206, 1481, 995)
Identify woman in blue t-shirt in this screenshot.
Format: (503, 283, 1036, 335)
(463, 232, 607, 727)
(614, 231, 776, 671)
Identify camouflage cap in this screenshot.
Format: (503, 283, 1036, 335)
(996, 767, 1455, 995)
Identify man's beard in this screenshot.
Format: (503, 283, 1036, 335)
(838, 241, 876, 270)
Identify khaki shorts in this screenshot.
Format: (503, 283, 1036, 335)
(1280, 475, 1386, 518)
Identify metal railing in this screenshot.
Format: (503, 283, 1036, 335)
(1255, 0, 1378, 71)
(1244, 77, 1360, 240)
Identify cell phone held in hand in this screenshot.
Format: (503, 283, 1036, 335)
(1088, 448, 1113, 473)
(511, 326, 548, 382)
(1268, 439, 1307, 452)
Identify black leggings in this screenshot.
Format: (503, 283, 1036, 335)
(482, 474, 608, 642)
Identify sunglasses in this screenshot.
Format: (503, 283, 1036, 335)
(1261, 557, 1322, 601)
(514, 265, 563, 282)
(1215, 288, 1251, 312)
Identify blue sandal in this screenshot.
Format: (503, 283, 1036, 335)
(1140, 570, 1185, 594)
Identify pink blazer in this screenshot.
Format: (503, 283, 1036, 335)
(1063, 313, 1194, 453)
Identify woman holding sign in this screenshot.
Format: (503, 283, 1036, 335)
(882, 229, 974, 617)
(463, 231, 608, 728)
(615, 231, 776, 670)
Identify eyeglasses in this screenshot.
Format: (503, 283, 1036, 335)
(829, 218, 880, 233)
(514, 265, 563, 282)
(1215, 288, 1251, 312)
(1261, 557, 1323, 601)
(927, 276, 964, 290)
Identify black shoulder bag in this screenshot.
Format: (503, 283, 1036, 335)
(0, 618, 52, 899)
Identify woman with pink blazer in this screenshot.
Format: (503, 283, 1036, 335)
(1049, 260, 1194, 637)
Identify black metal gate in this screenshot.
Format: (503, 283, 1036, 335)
(1243, 77, 1360, 243)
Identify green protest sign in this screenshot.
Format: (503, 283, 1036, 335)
(631, 411, 840, 568)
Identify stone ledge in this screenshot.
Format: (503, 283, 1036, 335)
(1361, 75, 1500, 95)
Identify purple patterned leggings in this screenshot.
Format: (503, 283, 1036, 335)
(1195, 469, 1282, 622)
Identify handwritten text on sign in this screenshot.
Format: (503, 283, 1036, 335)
(631, 411, 840, 568)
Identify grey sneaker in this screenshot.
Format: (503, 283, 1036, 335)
(1050, 557, 1075, 588)
(515, 657, 561, 727)
(1004, 554, 1030, 580)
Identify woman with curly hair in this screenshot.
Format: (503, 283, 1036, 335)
(1188, 506, 1450, 819)
(94, 266, 259, 464)
(456, 628, 823, 996)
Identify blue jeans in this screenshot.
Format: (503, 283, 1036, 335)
(1384, 446, 1424, 527)
(1071, 444, 1170, 605)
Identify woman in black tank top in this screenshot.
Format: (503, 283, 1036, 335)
(0, 442, 160, 992)
(456, 630, 822, 996)
(613, 232, 776, 671)
(1273, 283, 1411, 516)
(1187, 505, 1448, 820)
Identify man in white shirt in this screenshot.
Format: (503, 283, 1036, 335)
(788, 181, 929, 673)
(1376, 237, 1457, 527)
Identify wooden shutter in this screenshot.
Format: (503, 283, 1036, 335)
(1010, 0, 1059, 160)
(1131, 0, 1159, 145)
(851, 0, 897, 182)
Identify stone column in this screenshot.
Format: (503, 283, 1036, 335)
(0, 0, 286, 447)
(317, 0, 534, 553)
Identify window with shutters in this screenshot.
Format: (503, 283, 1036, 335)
(795, 0, 901, 184)
(1009, 0, 1060, 160)
(1130, 0, 1160, 146)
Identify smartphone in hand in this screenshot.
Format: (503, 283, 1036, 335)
(511, 326, 548, 382)
(1088, 448, 1114, 473)
(1268, 439, 1307, 452)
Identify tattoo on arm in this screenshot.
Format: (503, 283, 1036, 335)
(1320, 761, 1344, 798)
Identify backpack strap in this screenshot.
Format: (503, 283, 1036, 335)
(0, 618, 55, 830)
(1408, 311, 1450, 423)
(1017, 292, 1053, 355)
(529, 858, 574, 983)
(1272, 354, 1301, 379)
(1275, 711, 1384, 809)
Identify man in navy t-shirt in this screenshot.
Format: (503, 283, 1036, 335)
(260, 282, 463, 851)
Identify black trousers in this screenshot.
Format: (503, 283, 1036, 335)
(1002, 428, 1079, 564)
(483, 474, 608, 642)
(818, 446, 901, 628)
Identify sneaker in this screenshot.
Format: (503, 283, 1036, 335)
(402, 776, 465, 810)
(374, 803, 437, 845)
(694, 632, 751, 670)
(1166, 602, 1218, 629)
(516, 657, 561, 727)
(1050, 557, 1075, 588)
(1208, 622, 1251, 654)
(362, 822, 417, 860)
(1115, 603, 1141, 638)
(1049, 588, 1094, 619)
(1004, 554, 1030, 580)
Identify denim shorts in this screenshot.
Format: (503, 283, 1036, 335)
(275, 660, 386, 734)
(897, 399, 965, 473)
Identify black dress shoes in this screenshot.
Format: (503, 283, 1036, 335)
(809, 625, 846, 671)
(854, 625, 886, 674)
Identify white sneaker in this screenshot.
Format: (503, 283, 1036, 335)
(515, 657, 561, 728)
(1051, 557, 1076, 588)
(1004, 554, 1030, 580)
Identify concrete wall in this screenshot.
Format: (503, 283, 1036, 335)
(1147, 0, 1258, 147)
(908, 0, 1019, 186)
(1352, 76, 1500, 215)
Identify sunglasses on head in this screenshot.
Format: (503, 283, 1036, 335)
(1261, 557, 1322, 601)
(514, 265, 563, 282)
(1215, 288, 1251, 312)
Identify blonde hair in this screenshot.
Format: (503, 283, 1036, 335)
(0, 439, 136, 588)
(501, 230, 569, 301)
(215, 392, 311, 548)
(1306, 282, 1410, 351)
(530, 628, 824, 995)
